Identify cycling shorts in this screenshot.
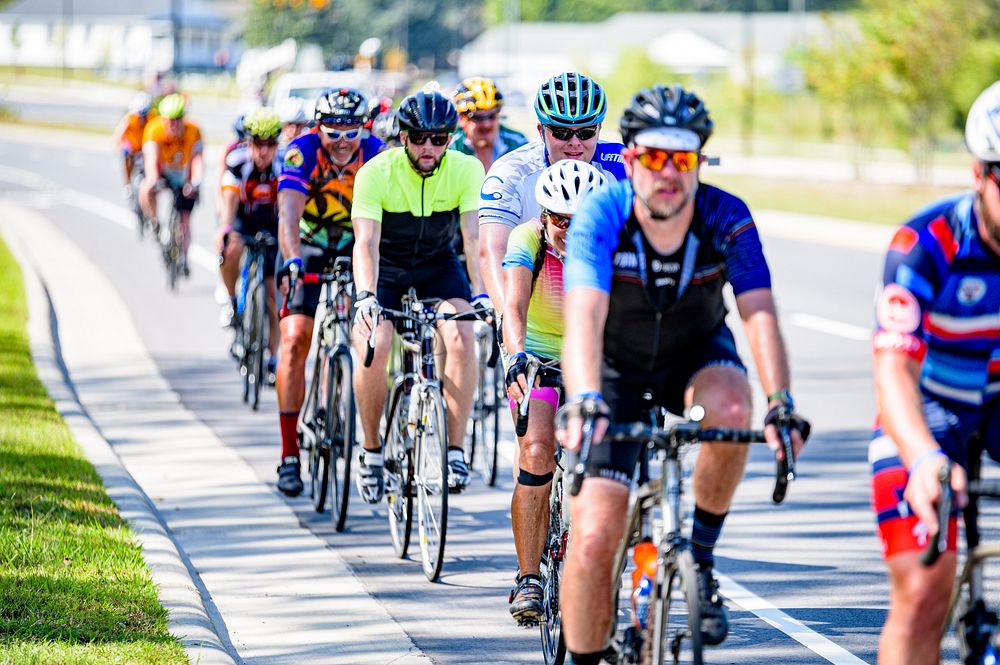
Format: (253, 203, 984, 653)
(155, 177, 197, 212)
(506, 356, 562, 413)
(376, 253, 472, 312)
(870, 396, 1000, 559)
(279, 241, 353, 319)
(590, 324, 746, 486)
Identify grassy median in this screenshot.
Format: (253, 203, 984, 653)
(0, 237, 186, 664)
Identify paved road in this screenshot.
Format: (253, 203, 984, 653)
(1, 133, 960, 664)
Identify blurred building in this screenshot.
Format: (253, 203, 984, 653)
(0, 0, 241, 72)
(459, 11, 845, 103)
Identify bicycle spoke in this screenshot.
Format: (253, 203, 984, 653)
(417, 388, 448, 582)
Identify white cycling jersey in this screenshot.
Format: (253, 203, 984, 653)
(477, 140, 627, 229)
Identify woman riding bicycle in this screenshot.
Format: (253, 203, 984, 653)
(502, 159, 608, 624)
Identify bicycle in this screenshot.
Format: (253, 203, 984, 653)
(466, 315, 503, 486)
(154, 183, 185, 292)
(558, 400, 794, 665)
(232, 231, 277, 411)
(923, 433, 1000, 665)
(127, 153, 146, 239)
(281, 257, 356, 532)
(364, 289, 481, 582)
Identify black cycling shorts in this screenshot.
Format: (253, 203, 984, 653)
(377, 253, 472, 311)
(157, 178, 197, 212)
(279, 240, 353, 319)
(588, 324, 747, 485)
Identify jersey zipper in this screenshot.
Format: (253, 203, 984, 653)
(414, 176, 426, 263)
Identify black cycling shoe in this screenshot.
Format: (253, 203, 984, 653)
(276, 455, 303, 497)
(508, 574, 544, 626)
(698, 566, 729, 646)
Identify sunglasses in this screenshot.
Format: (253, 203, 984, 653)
(319, 124, 362, 140)
(634, 148, 703, 173)
(408, 132, 451, 146)
(251, 138, 279, 148)
(468, 110, 500, 122)
(542, 209, 572, 229)
(547, 125, 599, 142)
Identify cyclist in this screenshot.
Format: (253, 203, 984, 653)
(556, 84, 810, 665)
(371, 109, 401, 148)
(276, 98, 310, 164)
(216, 114, 249, 217)
(273, 87, 383, 496)
(139, 92, 203, 276)
(451, 76, 527, 172)
(478, 71, 627, 322)
(216, 108, 282, 381)
(113, 92, 156, 199)
(351, 90, 486, 502)
(871, 80, 1000, 665)
(503, 159, 608, 623)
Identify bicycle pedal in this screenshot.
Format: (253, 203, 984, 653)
(516, 617, 540, 628)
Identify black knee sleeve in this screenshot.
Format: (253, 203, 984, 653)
(517, 468, 554, 487)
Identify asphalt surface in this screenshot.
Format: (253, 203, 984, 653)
(4, 131, 985, 664)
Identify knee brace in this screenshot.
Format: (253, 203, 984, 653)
(517, 468, 554, 487)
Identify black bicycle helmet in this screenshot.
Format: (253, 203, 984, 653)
(315, 87, 369, 125)
(396, 91, 458, 133)
(619, 84, 714, 148)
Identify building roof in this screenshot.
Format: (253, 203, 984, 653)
(2, 0, 227, 27)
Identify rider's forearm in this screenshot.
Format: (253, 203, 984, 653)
(874, 351, 940, 466)
(277, 190, 305, 261)
(502, 268, 532, 355)
(142, 145, 161, 182)
(189, 153, 204, 186)
(460, 212, 485, 294)
(479, 223, 512, 310)
(219, 190, 238, 229)
(562, 287, 609, 397)
(737, 288, 791, 401)
(351, 218, 380, 295)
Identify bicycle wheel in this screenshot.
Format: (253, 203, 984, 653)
(238, 305, 251, 404)
(303, 350, 327, 512)
(481, 363, 502, 487)
(384, 386, 413, 557)
(648, 548, 703, 665)
(326, 348, 354, 532)
(166, 210, 181, 292)
(248, 274, 267, 411)
(540, 474, 567, 665)
(416, 386, 449, 582)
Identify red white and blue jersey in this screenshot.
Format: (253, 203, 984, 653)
(874, 192, 1000, 407)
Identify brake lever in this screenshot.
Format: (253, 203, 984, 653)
(771, 406, 797, 505)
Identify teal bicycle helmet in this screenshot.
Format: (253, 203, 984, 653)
(534, 72, 607, 127)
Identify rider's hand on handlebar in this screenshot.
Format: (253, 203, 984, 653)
(182, 181, 200, 199)
(763, 401, 811, 462)
(472, 293, 493, 322)
(353, 295, 380, 338)
(505, 352, 531, 402)
(904, 451, 967, 535)
(276, 257, 302, 297)
(555, 393, 610, 454)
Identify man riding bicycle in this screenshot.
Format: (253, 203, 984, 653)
(503, 160, 608, 624)
(114, 91, 156, 201)
(216, 107, 283, 379)
(274, 87, 383, 496)
(556, 85, 810, 665)
(351, 90, 486, 503)
(478, 71, 626, 321)
(139, 92, 203, 276)
(871, 80, 1000, 665)
(450, 77, 527, 172)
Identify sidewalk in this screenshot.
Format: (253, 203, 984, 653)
(1, 202, 431, 665)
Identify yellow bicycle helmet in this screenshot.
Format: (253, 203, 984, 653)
(453, 77, 503, 115)
(158, 93, 186, 119)
(244, 107, 282, 140)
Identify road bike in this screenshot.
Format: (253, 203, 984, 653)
(232, 231, 276, 411)
(466, 316, 503, 486)
(127, 153, 146, 239)
(364, 289, 480, 582)
(153, 183, 186, 292)
(559, 400, 794, 665)
(283, 257, 356, 532)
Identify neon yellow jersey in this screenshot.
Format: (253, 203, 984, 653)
(501, 219, 564, 360)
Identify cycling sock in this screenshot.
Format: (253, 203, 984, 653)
(447, 446, 464, 453)
(279, 411, 299, 459)
(567, 650, 604, 665)
(691, 505, 728, 569)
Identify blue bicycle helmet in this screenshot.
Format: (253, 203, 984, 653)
(534, 72, 607, 127)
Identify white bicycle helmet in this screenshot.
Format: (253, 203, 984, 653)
(277, 97, 308, 125)
(535, 159, 609, 216)
(966, 80, 1000, 162)
(128, 92, 154, 116)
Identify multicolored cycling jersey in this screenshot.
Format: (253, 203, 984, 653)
(277, 130, 383, 250)
(501, 219, 564, 360)
(565, 180, 770, 373)
(450, 125, 528, 161)
(116, 110, 157, 154)
(142, 116, 203, 180)
(221, 145, 279, 234)
(478, 140, 627, 228)
(873, 192, 1000, 406)
(352, 147, 485, 269)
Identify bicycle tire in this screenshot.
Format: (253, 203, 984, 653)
(483, 363, 502, 487)
(309, 428, 330, 513)
(249, 274, 267, 411)
(166, 210, 181, 292)
(416, 386, 449, 582)
(385, 386, 413, 558)
(303, 346, 327, 512)
(327, 348, 354, 532)
(648, 548, 703, 665)
(540, 471, 568, 665)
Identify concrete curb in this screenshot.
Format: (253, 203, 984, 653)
(2, 226, 241, 665)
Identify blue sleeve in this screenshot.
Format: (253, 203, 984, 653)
(564, 181, 630, 293)
(362, 135, 384, 158)
(278, 133, 317, 194)
(700, 187, 771, 295)
(593, 142, 628, 182)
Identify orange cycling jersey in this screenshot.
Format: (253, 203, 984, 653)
(116, 111, 157, 153)
(143, 116, 203, 175)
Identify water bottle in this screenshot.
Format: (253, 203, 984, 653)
(631, 540, 657, 629)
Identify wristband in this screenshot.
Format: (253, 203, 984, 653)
(356, 290, 375, 301)
(767, 389, 794, 409)
(572, 390, 603, 402)
(218, 224, 233, 235)
(908, 449, 946, 477)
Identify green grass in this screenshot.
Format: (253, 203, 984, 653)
(702, 172, 968, 225)
(0, 238, 186, 664)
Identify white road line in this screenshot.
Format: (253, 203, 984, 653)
(787, 311, 871, 342)
(718, 573, 871, 665)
